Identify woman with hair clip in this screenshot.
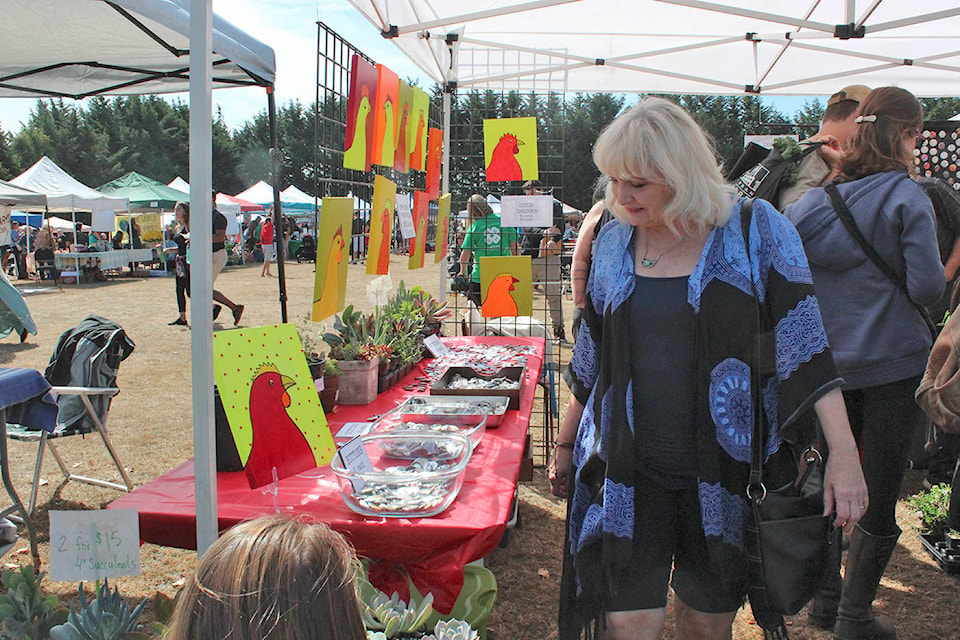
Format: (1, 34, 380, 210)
(168, 202, 191, 327)
(786, 87, 944, 640)
(549, 97, 867, 640)
(165, 516, 366, 640)
(459, 194, 518, 307)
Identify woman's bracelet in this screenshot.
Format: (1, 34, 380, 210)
(554, 441, 574, 450)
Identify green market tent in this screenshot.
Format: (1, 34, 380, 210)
(98, 172, 189, 210)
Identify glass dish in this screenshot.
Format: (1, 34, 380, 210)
(330, 432, 471, 518)
(398, 394, 508, 427)
(375, 400, 488, 450)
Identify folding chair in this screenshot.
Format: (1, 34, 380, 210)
(6, 316, 135, 513)
(32, 248, 59, 286)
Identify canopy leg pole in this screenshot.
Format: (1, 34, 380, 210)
(439, 87, 452, 299)
(268, 87, 288, 323)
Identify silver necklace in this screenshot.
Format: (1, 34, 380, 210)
(640, 234, 686, 268)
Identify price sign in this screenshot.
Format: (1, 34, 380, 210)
(500, 195, 553, 227)
(396, 195, 415, 240)
(336, 435, 374, 490)
(49, 509, 140, 581)
(336, 422, 373, 441)
(423, 334, 450, 357)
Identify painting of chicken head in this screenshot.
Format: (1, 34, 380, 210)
(425, 127, 443, 199)
(312, 197, 353, 322)
(393, 80, 413, 173)
(479, 255, 532, 318)
(483, 117, 538, 183)
(368, 175, 396, 276)
(408, 87, 430, 171)
(408, 191, 429, 270)
(372, 64, 400, 168)
(434, 193, 451, 264)
(343, 55, 378, 172)
(213, 324, 335, 489)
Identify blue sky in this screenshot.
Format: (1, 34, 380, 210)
(0, 1, 818, 134)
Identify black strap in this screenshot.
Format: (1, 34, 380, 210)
(739, 199, 767, 492)
(823, 183, 937, 338)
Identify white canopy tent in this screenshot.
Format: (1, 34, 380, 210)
(168, 176, 191, 193)
(347, 1, 960, 97)
(2, 0, 278, 553)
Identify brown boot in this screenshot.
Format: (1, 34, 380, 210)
(833, 525, 899, 640)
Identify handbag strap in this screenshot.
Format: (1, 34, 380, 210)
(738, 199, 768, 496)
(823, 183, 937, 337)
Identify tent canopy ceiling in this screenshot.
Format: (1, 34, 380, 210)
(347, 0, 960, 97)
(0, 0, 275, 100)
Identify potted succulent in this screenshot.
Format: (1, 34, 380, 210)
(319, 358, 341, 413)
(323, 306, 380, 405)
(297, 316, 326, 381)
(412, 286, 451, 337)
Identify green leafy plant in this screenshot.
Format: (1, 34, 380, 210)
(411, 286, 451, 327)
(49, 579, 148, 640)
(908, 483, 953, 535)
(323, 305, 378, 360)
(296, 315, 326, 364)
(360, 591, 434, 639)
(0, 565, 68, 640)
(322, 357, 342, 378)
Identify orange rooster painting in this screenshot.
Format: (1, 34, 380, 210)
(425, 127, 443, 199)
(343, 55, 378, 171)
(243, 363, 316, 488)
(434, 193, 450, 264)
(372, 64, 400, 167)
(368, 175, 396, 276)
(408, 191, 428, 270)
(483, 116, 539, 183)
(482, 273, 520, 317)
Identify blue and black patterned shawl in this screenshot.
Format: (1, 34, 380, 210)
(558, 198, 842, 638)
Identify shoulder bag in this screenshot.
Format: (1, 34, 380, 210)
(740, 199, 839, 640)
(824, 183, 937, 338)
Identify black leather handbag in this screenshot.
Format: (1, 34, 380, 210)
(739, 199, 838, 638)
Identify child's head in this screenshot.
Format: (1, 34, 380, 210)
(166, 516, 365, 640)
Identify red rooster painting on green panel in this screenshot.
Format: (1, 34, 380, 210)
(486, 133, 523, 181)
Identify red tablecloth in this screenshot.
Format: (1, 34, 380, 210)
(108, 336, 544, 612)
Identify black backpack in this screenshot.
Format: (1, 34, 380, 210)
(730, 140, 821, 211)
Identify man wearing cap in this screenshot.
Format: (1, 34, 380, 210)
(522, 180, 567, 341)
(780, 84, 870, 208)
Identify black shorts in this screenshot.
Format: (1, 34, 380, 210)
(606, 471, 744, 614)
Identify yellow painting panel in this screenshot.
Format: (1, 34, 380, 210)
(483, 117, 539, 182)
(479, 255, 533, 318)
(408, 191, 428, 270)
(434, 193, 450, 264)
(312, 197, 352, 322)
(368, 175, 396, 275)
(213, 324, 335, 488)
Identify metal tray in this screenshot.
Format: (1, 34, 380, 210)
(430, 366, 523, 410)
(397, 395, 510, 427)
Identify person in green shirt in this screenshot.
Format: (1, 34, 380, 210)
(459, 194, 518, 306)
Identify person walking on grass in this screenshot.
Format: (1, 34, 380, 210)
(211, 194, 244, 326)
(168, 202, 191, 327)
(260, 209, 275, 277)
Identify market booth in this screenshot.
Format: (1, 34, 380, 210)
(110, 335, 544, 611)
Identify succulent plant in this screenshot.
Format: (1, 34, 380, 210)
(360, 591, 434, 639)
(49, 579, 148, 640)
(423, 619, 480, 640)
(0, 565, 68, 639)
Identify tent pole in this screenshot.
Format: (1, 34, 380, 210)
(189, 0, 218, 556)
(439, 86, 452, 299)
(268, 87, 288, 323)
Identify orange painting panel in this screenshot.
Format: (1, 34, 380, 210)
(408, 191, 428, 270)
(371, 65, 400, 167)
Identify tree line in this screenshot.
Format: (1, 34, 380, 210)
(1, 92, 957, 213)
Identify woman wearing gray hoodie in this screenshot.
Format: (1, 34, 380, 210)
(786, 87, 944, 640)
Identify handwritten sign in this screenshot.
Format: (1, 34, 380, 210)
(500, 195, 552, 227)
(336, 435, 374, 490)
(336, 422, 374, 441)
(423, 334, 450, 358)
(396, 194, 415, 240)
(49, 509, 140, 581)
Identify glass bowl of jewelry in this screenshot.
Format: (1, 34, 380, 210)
(430, 366, 524, 410)
(330, 432, 471, 518)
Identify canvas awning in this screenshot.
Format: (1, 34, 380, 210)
(168, 176, 191, 192)
(346, 1, 960, 96)
(11, 156, 129, 213)
(99, 172, 189, 210)
(236, 181, 314, 213)
(0, 179, 47, 208)
(0, 0, 274, 99)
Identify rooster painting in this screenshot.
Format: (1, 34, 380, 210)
(343, 92, 371, 171)
(244, 363, 315, 488)
(376, 206, 392, 274)
(486, 132, 524, 182)
(482, 273, 520, 317)
(393, 103, 409, 172)
(312, 225, 345, 321)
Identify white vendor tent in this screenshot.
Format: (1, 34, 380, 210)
(2, 0, 280, 554)
(168, 176, 191, 193)
(11, 156, 128, 214)
(0, 179, 47, 209)
(347, 1, 960, 97)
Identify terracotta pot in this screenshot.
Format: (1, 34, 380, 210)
(319, 375, 339, 413)
(337, 357, 379, 405)
(308, 360, 324, 380)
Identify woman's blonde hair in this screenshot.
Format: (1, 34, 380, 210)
(466, 194, 493, 219)
(165, 516, 365, 640)
(838, 86, 923, 182)
(593, 97, 733, 233)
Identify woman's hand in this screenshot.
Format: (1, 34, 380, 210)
(823, 446, 868, 534)
(548, 445, 574, 498)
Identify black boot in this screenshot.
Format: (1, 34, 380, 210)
(808, 533, 843, 629)
(834, 525, 900, 640)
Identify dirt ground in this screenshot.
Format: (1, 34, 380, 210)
(1, 257, 958, 639)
